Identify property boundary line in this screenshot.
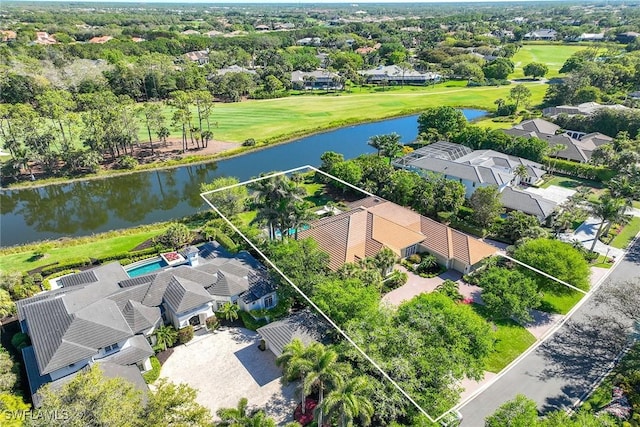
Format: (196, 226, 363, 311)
(200, 165, 598, 424)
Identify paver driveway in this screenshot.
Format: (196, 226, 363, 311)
(158, 327, 297, 424)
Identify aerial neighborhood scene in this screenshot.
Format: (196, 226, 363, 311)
(2, 0, 640, 426)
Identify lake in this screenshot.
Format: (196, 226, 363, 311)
(0, 110, 486, 246)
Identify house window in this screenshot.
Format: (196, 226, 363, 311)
(104, 343, 119, 353)
(264, 295, 274, 308)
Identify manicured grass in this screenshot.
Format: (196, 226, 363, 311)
(538, 290, 584, 315)
(470, 304, 537, 373)
(473, 117, 519, 130)
(153, 83, 546, 144)
(632, 200, 640, 209)
(539, 175, 603, 190)
(591, 254, 614, 269)
(510, 44, 587, 79)
(0, 227, 165, 273)
(610, 216, 640, 249)
(236, 210, 257, 227)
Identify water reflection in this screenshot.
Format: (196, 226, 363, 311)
(0, 110, 486, 246)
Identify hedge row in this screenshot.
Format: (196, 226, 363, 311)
(546, 157, 615, 182)
(142, 356, 161, 384)
(38, 247, 160, 277)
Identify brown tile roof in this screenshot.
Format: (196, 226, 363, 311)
(300, 197, 495, 270)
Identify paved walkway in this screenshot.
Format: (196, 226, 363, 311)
(626, 207, 640, 217)
(382, 267, 462, 306)
(559, 217, 625, 258)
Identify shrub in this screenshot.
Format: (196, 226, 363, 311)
(546, 158, 615, 182)
(205, 316, 219, 330)
(239, 311, 267, 331)
(406, 254, 422, 264)
(142, 356, 161, 384)
(216, 233, 238, 253)
(116, 155, 138, 170)
(11, 333, 29, 350)
(177, 326, 194, 344)
(242, 138, 256, 147)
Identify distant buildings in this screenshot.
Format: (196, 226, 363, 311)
(291, 70, 343, 90)
(34, 32, 57, 45)
(185, 50, 209, 65)
(0, 30, 16, 42)
(355, 43, 381, 55)
(359, 65, 441, 85)
(523, 29, 557, 41)
(216, 65, 257, 76)
(88, 35, 113, 44)
(542, 102, 629, 117)
(504, 118, 612, 164)
(297, 37, 321, 46)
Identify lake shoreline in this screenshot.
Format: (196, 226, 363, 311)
(1, 107, 489, 192)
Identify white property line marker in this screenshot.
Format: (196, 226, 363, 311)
(199, 165, 588, 424)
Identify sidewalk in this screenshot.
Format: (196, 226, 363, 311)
(559, 217, 625, 258)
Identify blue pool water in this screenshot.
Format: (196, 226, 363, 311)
(126, 259, 168, 278)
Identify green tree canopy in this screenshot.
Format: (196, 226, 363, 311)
(485, 394, 538, 427)
(478, 267, 541, 322)
(201, 176, 249, 217)
(417, 106, 468, 139)
(469, 185, 503, 229)
(523, 62, 549, 79)
(312, 278, 380, 326)
(512, 239, 590, 292)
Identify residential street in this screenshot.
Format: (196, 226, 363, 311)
(459, 236, 640, 425)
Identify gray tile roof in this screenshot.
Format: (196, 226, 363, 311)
(500, 187, 557, 220)
(58, 270, 98, 288)
(100, 335, 153, 366)
(240, 272, 277, 304)
(205, 271, 248, 297)
(122, 300, 161, 334)
(118, 274, 157, 288)
(257, 310, 331, 357)
(163, 276, 213, 314)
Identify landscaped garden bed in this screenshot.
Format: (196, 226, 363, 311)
(160, 251, 185, 266)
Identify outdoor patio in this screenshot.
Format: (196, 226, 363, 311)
(157, 327, 297, 423)
(382, 266, 463, 306)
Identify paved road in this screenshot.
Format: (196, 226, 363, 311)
(459, 237, 640, 426)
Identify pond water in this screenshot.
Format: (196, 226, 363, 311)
(0, 109, 486, 246)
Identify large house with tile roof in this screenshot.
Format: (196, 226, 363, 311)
(504, 118, 613, 163)
(297, 196, 496, 273)
(18, 242, 277, 407)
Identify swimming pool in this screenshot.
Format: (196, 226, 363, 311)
(126, 258, 168, 278)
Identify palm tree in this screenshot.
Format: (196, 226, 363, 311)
(589, 194, 628, 252)
(245, 410, 276, 427)
(546, 143, 567, 176)
(157, 126, 170, 146)
(154, 325, 178, 351)
(368, 133, 402, 158)
(513, 164, 528, 186)
(277, 339, 311, 413)
(219, 302, 239, 323)
(301, 343, 348, 427)
(321, 376, 374, 427)
(216, 397, 248, 426)
(374, 247, 397, 276)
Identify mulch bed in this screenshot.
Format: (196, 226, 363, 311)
(156, 348, 174, 365)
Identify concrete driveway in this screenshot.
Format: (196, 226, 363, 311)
(382, 266, 462, 306)
(158, 327, 297, 424)
(524, 185, 575, 204)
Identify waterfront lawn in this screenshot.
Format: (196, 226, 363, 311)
(0, 227, 164, 274)
(538, 290, 584, 315)
(153, 83, 545, 144)
(510, 44, 587, 79)
(470, 304, 537, 373)
(473, 117, 520, 130)
(610, 216, 640, 249)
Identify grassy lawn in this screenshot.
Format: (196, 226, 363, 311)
(0, 227, 165, 274)
(591, 254, 614, 269)
(538, 290, 584, 315)
(510, 44, 587, 79)
(633, 200, 640, 209)
(470, 304, 537, 373)
(472, 117, 519, 130)
(610, 216, 640, 249)
(150, 83, 546, 144)
(539, 175, 603, 190)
